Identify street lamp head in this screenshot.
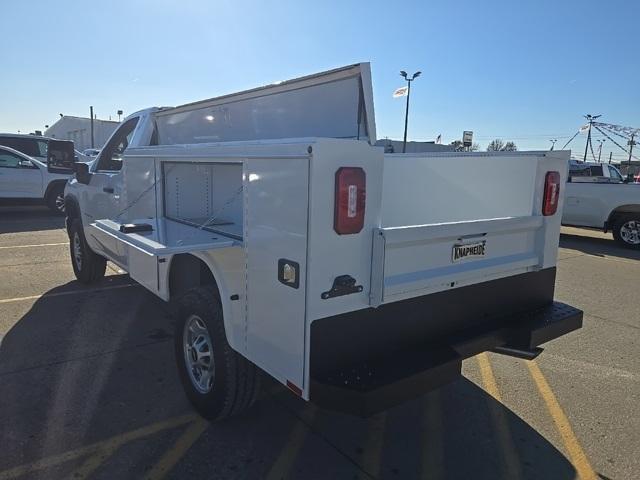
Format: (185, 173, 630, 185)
(400, 71, 408, 78)
(413, 71, 422, 79)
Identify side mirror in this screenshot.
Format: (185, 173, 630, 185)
(47, 139, 76, 174)
(75, 162, 92, 185)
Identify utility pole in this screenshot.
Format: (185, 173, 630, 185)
(609, 152, 612, 164)
(399, 70, 421, 153)
(90, 106, 95, 149)
(583, 114, 601, 162)
(628, 133, 636, 167)
(549, 139, 557, 151)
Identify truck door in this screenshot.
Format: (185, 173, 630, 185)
(81, 117, 140, 264)
(0, 147, 43, 197)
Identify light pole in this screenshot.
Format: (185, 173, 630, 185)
(583, 114, 601, 162)
(549, 139, 557, 151)
(400, 70, 421, 153)
(597, 139, 605, 162)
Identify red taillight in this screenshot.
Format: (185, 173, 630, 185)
(543, 171, 561, 216)
(334, 167, 366, 234)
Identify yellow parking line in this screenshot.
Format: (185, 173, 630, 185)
(69, 445, 122, 480)
(476, 353, 522, 480)
(360, 412, 387, 478)
(420, 391, 444, 480)
(0, 283, 136, 304)
(0, 414, 196, 480)
(0, 242, 68, 250)
(266, 405, 317, 480)
(526, 361, 598, 480)
(143, 417, 209, 480)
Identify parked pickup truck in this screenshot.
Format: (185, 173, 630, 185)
(51, 63, 583, 420)
(563, 160, 640, 247)
(0, 136, 78, 213)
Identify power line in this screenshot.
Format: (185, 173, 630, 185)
(593, 125, 640, 161)
(561, 130, 581, 149)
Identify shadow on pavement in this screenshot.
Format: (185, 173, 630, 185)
(0, 205, 65, 233)
(0, 276, 576, 480)
(560, 232, 640, 262)
(263, 375, 577, 480)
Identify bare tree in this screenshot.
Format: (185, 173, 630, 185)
(486, 139, 518, 152)
(486, 139, 505, 151)
(450, 140, 480, 152)
(450, 140, 464, 151)
(502, 141, 518, 151)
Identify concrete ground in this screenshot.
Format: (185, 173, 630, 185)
(0, 207, 637, 480)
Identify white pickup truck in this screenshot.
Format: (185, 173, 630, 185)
(0, 135, 78, 213)
(51, 63, 583, 420)
(563, 161, 640, 247)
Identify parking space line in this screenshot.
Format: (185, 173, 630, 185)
(476, 353, 522, 480)
(0, 283, 137, 304)
(526, 361, 598, 480)
(266, 405, 317, 480)
(360, 412, 387, 478)
(420, 391, 444, 480)
(0, 414, 196, 480)
(0, 242, 68, 250)
(143, 417, 209, 480)
(69, 445, 122, 480)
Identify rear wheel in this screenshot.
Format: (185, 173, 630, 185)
(174, 286, 261, 421)
(45, 183, 66, 215)
(69, 218, 107, 283)
(612, 215, 640, 249)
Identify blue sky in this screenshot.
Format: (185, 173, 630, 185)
(1, 0, 638, 157)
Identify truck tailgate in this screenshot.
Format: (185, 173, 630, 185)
(370, 215, 543, 306)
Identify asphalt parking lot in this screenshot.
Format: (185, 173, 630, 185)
(0, 206, 638, 480)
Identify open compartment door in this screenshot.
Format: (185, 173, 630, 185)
(155, 63, 376, 146)
(245, 155, 310, 397)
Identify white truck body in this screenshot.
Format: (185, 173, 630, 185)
(59, 63, 582, 416)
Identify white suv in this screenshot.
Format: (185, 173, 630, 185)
(0, 137, 75, 213)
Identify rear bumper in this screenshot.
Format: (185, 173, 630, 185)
(309, 268, 583, 416)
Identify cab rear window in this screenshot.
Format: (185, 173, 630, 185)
(0, 137, 48, 157)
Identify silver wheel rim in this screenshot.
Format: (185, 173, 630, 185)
(73, 232, 83, 270)
(183, 315, 214, 394)
(620, 220, 640, 245)
(55, 193, 65, 212)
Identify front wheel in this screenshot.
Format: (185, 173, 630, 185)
(45, 183, 66, 215)
(174, 286, 261, 421)
(69, 218, 107, 283)
(612, 216, 640, 249)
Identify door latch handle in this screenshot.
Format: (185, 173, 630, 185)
(103, 187, 114, 194)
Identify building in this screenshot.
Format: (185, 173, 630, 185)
(44, 116, 119, 151)
(375, 139, 455, 154)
